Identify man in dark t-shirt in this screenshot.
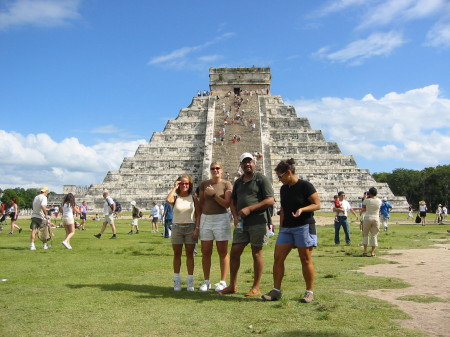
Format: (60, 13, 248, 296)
(219, 153, 274, 297)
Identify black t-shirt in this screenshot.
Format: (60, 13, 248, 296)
(280, 179, 317, 228)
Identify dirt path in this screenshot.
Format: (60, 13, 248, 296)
(358, 243, 450, 337)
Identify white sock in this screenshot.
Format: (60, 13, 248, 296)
(306, 290, 313, 294)
(187, 275, 193, 280)
(174, 273, 180, 279)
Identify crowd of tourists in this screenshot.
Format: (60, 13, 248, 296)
(2, 152, 447, 304)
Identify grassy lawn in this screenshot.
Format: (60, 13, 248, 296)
(0, 215, 448, 337)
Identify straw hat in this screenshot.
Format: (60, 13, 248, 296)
(419, 200, 426, 205)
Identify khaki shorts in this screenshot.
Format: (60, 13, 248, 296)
(30, 217, 45, 230)
(171, 224, 197, 245)
(104, 214, 114, 225)
(200, 213, 232, 241)
(132, 218, 138, 226)
(62, 216, 75, 226)
(232, 223, 268, 247)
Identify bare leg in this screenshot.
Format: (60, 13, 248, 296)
(251, 245, 264, 290)
(201, 240, 213, 280)
(298, 247, 315, 291)
(64, 223, 75, 244)
(172, 244, 183, 273)
(227, 243, 246, 288)
(272, 244, 293, 289)
(185, 244, 196, 275)
(216, 240, 229, 282)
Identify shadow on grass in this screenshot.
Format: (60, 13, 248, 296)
(0, 246, 28, 251)
(66, 282, 259, 302)
(271, 330, 347, 337)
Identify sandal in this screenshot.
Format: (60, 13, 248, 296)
(371, 254, 376, 257)
(362, 252, 368, 257)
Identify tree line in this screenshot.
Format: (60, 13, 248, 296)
(372, 165, 449, 212)
(0, 188, 56, 209)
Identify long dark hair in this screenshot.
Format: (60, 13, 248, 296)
(63, 193, 76, 209)
(275, 158, 296, 174)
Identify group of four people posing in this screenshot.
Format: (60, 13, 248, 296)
(166, 153, 321, 303)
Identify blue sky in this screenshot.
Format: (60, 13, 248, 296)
(1, 0, 449, 193)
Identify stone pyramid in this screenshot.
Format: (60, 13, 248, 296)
(62, 67, 407, 211)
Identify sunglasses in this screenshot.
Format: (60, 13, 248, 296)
(277, 172, 287, 180)
(210, 167, 221, 171)
(179, 183, 190, 186)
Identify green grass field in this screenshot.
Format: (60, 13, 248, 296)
(0, 214, 448, 337)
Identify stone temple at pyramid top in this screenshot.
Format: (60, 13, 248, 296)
(59, 67, 407, 211)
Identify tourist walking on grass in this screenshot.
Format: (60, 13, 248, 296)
(262, 159, 320, 303)
(219, 153, 274, 297)
(94, 192, 117, 239)
(29, 187, 49, 250)
(361, 187, 382, 257)
(79, 201, 87, 230)
(61, 193, 79, 249)
(129, 201, 140, 234)
(8, 198, 22, 235)
(198, 161, 233, 292)
(419, 201, 427, 226)
(151, 201, 160, 233)
(166, 174, 200, 291)
(332, 191, 358, 245)
(380, 197, 393, 231)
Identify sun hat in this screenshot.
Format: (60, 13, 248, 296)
(239, 152, 254, 163)
(40, 187, 49, 192)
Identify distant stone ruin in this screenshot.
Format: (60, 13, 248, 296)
(54, 67, 408, 211)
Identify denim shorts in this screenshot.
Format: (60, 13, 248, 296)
(276, 225, 317, 248)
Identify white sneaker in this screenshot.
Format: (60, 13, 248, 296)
(62, 241, 72, 249)
(186, 276, 194, 291)
(215, 281, 227, 292)
(173, 277, 182, 291)
(43, 243, 49, 250)
(199, 280, 211, 292)
(30, 245, 36, 251)
(268, 231, 275, 237)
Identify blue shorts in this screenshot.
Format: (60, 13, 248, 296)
(276, 225, 317, 248)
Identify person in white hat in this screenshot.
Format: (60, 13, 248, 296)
(129, 201, 140, 234)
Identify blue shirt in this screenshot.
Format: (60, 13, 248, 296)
(380, 201, 393, 218)
(163, 202, 173, 220)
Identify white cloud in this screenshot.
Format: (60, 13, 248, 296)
(357, 0, 447, 29)
(314, 31, 405, 65)
(287, 84, 450, 168)
(147, 32, 234, 69)
(0, 0, 81, 30)
(0, 130, 146, 193)
(426, 20, 450, 48)
(314, 0, 367, 17)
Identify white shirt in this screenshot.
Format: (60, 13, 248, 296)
(62, 203, 74, 218)
(103, 196, 114, 216)
(335, 199, 352, 216)
(32, 193, 47, 220)
(151, 205, 160, 218)
(363, 198, 382, 219)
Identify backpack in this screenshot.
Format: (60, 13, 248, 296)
(114, 200, 122, 212)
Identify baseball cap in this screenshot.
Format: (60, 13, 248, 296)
(239, 152, 254, 163)
(382, 197, 387, 201)
(40, 187, 49, 192)
(130, 201, 136, 206)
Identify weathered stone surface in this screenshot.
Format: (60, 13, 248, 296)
(51, 67, 408, 211)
